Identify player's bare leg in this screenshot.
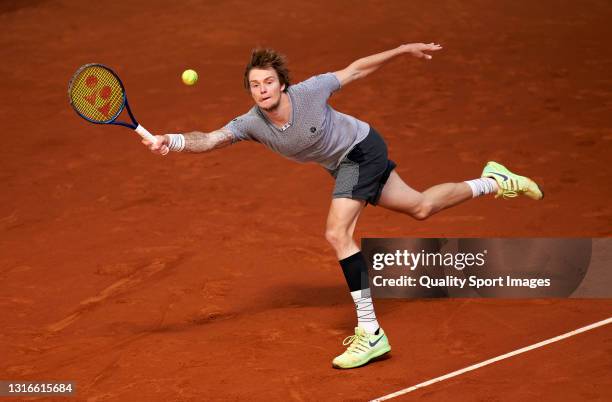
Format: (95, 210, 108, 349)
(377, 171, 476, 219)
(325, 198, 365, 259)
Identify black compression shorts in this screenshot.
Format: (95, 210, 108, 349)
(328, 126, 396, 206)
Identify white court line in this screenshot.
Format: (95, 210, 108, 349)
(370, 316, 612, 402)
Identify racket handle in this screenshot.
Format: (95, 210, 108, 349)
(135, 124, 156, 142)
(135, 124, 169, 155)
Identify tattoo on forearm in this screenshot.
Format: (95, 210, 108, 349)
(183, 130, 234, 153)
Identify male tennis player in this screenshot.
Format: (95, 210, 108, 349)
(143, 43, 543, 369)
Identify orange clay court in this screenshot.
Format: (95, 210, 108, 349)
(1, 1, 611, 401)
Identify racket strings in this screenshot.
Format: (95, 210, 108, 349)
(69, 65, 124, 123)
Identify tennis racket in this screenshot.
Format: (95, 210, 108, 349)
(68, 63, 168, 154)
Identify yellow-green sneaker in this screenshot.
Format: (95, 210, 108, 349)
(481, 161, 544, 200)
(332, 327, 391, 369)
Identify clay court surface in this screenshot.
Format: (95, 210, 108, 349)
(1, 1, 611, 401)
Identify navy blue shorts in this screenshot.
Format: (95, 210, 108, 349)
(328, 127, 396, 206)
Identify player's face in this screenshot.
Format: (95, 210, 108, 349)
(248, 68, 285, 111)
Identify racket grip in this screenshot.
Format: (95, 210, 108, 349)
(134, 124, 156, 142)
(135, 124, 169, 155)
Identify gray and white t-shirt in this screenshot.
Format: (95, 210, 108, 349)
(223, 73, 370, 170)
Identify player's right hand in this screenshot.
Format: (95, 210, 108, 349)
(142, 135, 170, 155)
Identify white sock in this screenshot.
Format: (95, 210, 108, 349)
(464, 178, 498, 198)
(350, 288, 380, 334)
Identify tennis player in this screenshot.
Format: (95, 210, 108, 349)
(143, 43, 543, 369)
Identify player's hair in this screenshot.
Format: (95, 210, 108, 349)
(244, 48, 291, 92)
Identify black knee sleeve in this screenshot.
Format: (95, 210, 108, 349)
(339, 251, 370, 292)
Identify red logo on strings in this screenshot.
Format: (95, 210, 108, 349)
(84, 74, 113, 117)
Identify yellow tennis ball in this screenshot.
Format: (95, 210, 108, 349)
(181, 69, 198, 86)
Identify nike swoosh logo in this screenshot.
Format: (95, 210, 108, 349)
(490, 172, 509, 181)
(369, 335, 384, 347)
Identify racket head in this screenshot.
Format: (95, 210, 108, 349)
(68, 64, 128, 125)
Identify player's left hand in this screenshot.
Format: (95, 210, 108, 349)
(402, 43, 443, 60)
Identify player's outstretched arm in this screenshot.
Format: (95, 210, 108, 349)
(143, 129, 234, 155)
(334, 43, 443, 86)
(181, 129, 234, 153)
